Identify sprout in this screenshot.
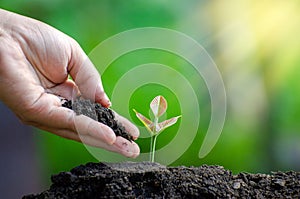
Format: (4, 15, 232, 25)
(133, 95, 181, 162)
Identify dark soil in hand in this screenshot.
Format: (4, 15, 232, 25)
(23, 162, 300, 198)
(62, 98, 133, 142)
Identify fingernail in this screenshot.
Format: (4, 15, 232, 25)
(131, 145, 140, 158)
(103, 93, 112, 107)
(96, 83, 111, 107)
(132, 136, 138, 140)
(105, 131, 116, 145)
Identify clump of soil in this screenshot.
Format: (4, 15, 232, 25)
(62, 98, 133, 142)
(23, 162, 300, 198)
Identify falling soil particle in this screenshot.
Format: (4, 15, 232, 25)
(23, 161, 300, 198)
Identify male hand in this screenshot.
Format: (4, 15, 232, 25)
(0, 9, 140, 158)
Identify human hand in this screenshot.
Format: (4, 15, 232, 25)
(0, 9, 140, 158)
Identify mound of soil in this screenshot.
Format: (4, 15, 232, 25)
(62, 98, 133, 141)
(23, 162, 300, 198)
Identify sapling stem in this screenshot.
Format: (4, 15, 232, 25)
(150, 116, 159, 162)
(149, 136, 153, 161)
(151, 134, 158, 162)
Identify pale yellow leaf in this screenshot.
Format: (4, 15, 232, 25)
(157, 115, 181, 134)
(133, 109, 154, 134)
(150, 95, 167, 118)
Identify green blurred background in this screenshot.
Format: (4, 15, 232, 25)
(1, 0, 300, 189)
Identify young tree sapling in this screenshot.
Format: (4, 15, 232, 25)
(133, 95, 181, 162)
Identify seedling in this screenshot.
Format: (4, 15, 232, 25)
(133, 95, 181, 162)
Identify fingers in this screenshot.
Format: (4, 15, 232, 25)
(109, 137, 140, 158)
(79, 135, 140, 158)
(35, 107, 140, 158)
(71, 111, 140, 157)
(67, 41, 111, 107)
(28, 93, 140, 158)
(114, 111, 140, 140)
(38, 112, 140, 158)
(74, 114, 116, 145)
(40, 127, 140, 158)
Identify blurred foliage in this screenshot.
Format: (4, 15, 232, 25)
(2, 0, 300, 185)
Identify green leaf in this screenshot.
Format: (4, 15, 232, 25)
(150, 95, 167, 118)
(133, 109, 154, 134)
(157, 115, 181, 134)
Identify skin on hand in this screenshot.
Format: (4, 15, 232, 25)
(0, 9, 140, 158)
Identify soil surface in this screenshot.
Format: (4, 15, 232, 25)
(62, 98, 133, 141)
(24, 162, 300, 198)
